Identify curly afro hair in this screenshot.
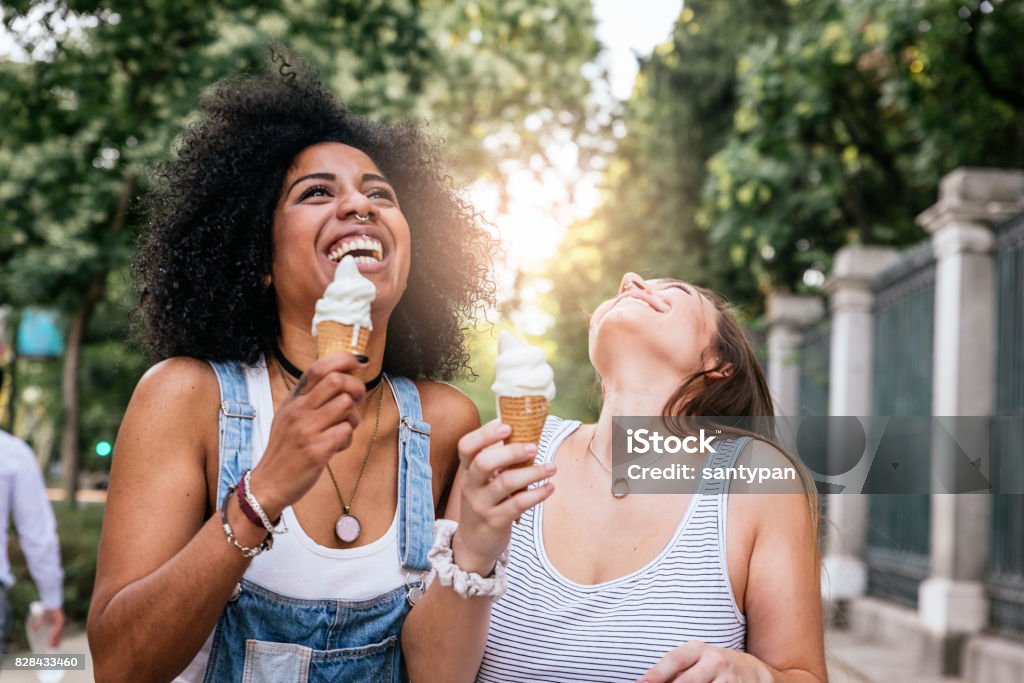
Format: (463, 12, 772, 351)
(133, 48, 496, 381)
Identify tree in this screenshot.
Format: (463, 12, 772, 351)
(701, 0, 1024, 304)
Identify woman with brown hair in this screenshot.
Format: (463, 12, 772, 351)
(402, 272, 827, 683)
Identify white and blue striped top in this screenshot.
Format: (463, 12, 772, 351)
(477, 417, 749, 683)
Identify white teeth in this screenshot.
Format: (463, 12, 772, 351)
(328, 236, 384, 262)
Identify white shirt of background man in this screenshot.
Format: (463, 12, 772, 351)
(0, 430, 64, 609)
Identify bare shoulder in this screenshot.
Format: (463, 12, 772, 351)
(736, 437, 797, 468)
(414, 381, 480, 510)
(731, 437, 816, 534)
(135, 356, 219, 399)
(414, 380, 482, 438)
(118, 357, 220, 474)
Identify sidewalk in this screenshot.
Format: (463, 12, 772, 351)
(1, 631, 93, 682)
(826, 629, 966, 683)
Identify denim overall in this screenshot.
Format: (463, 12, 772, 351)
(203, 361, 434, 683)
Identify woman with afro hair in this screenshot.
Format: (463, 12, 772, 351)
(86, 48, 522, 682)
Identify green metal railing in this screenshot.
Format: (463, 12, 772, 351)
(798, 318, 830, 418)
(867, 241, 935, 607)
(990, 212, 1024, 636)
(797, 317, 830, 542)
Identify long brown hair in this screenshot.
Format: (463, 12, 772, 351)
(661, 283, 820, 537)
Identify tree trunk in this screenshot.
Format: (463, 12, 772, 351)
(4, 310, 20, 432)
(61, 276, 105, 508)
(59, 172, 134, 507)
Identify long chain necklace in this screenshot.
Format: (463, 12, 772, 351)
(587, 432, 630, 499)
(276, 360, 386, 543)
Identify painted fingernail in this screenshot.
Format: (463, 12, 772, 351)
(355, 354, 369, 364)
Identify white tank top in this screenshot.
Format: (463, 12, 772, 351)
(241, 362, 408, 600)
(176, 361, 407, 682)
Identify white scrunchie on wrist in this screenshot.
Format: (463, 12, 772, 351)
(428, 519, 508, 599)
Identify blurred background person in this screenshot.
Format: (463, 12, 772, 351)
(0, 368, 65, 654)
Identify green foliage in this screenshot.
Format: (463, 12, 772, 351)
(544, 1, 792, 414)
(422, 0, 603, 185)
(5, 502, 105, 651)
(702, 0, 1024, 303)
(543, 1, 1024, 420)
(0, 0, 601, 468)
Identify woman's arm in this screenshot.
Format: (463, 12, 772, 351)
(401, 411, 556, 683)
(87, 358, 256, 682)
(87, 354, 367, 682)
(639, 440, 827, 683)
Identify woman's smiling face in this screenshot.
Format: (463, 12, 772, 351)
(271, 142, 411, 328)
(589, 272, 720, 381)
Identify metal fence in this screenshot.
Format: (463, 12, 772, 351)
(798, 318, 830, 417)
(866, 241, 935, 607)
(797, 316, 830, 542)
(990, 212, 1024, 636)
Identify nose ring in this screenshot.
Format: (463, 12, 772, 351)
(355, 213, 371, 222)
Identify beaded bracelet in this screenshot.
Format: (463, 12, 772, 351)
(427, 519, 507, 599)
(221, 487, 273, 558)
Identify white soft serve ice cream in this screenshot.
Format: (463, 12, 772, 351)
(311, 255, 376, 333)
(490, 331, 556, 401)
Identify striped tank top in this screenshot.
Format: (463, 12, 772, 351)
(477, 417, 749, 683)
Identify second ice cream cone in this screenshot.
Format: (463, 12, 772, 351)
(498, 395, 550, 448)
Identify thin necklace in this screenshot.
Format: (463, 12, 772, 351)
(587, 432, 630, 498)
(273, 344, 384, 391)
(276, 361, 386, 543)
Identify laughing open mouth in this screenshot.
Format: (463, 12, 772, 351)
(327, 236, 383, 264)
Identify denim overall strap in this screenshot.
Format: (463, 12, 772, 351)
(208, 360, 256, 505)
(385, 375, 434, 572)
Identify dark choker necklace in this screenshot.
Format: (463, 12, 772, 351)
(273, 346, 383, 391)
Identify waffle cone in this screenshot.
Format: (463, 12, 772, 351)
(316, 321, 370, 358)
(498, 395, 550, 447)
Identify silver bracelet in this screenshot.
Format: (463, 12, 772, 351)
(243, 470, 288, 535)
(221, 487, 273, 557)
(427, 519, 508, 599)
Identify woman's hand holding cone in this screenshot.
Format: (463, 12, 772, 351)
(452, 420, 556, 575)
(248, 353, 367, 521)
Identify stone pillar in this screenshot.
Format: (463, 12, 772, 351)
(765, 293, 824, 417)
(821, 246, 901, 610)
(915, 168, 1024, 674)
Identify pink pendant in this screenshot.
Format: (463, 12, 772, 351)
(335, 514, 361, 543)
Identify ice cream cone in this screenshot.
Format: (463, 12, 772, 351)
(316, 321, 370, 358)
(498, 395, 550, 448)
